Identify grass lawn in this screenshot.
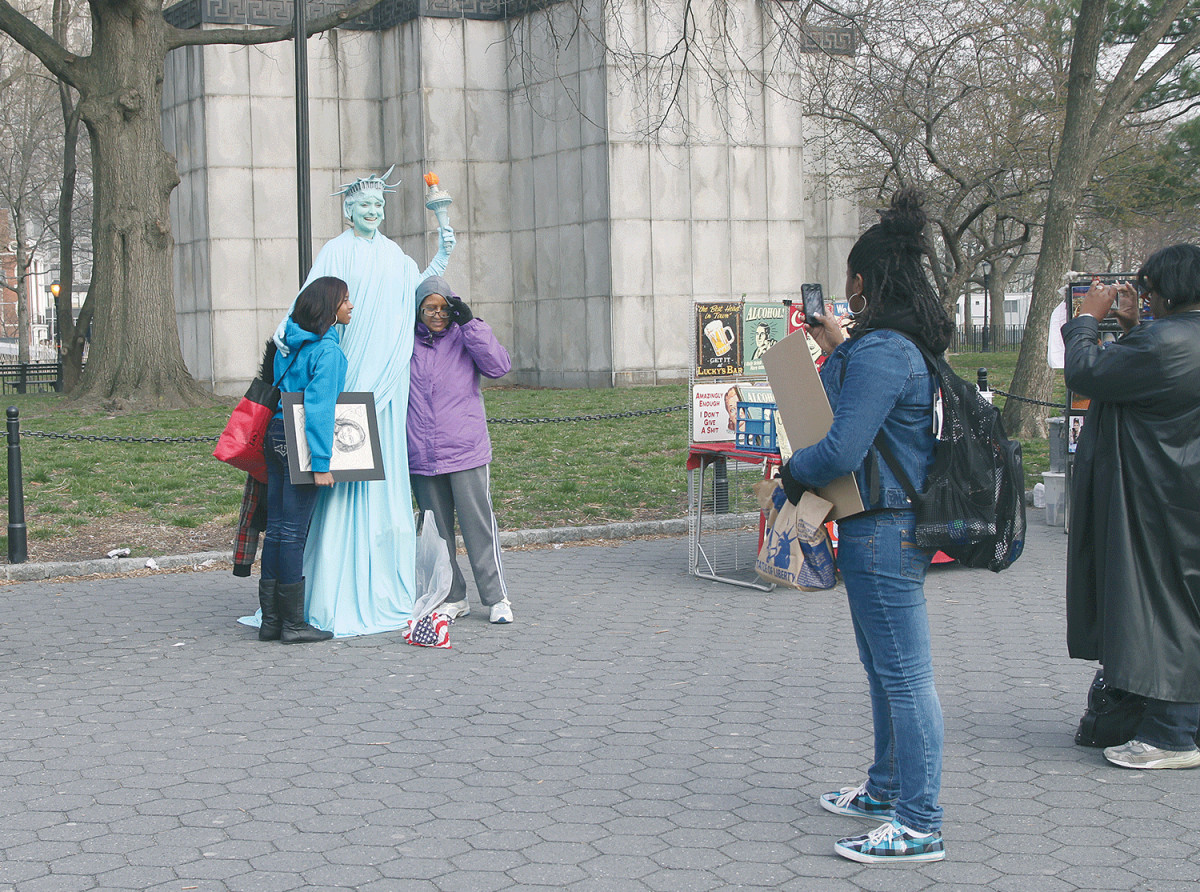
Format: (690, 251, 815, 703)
(0, 350, 1057, 557)
(945, 350, 1066, 489)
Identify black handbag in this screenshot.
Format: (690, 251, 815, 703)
(1074, 670, 1147, 748)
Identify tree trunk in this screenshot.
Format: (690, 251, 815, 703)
(14, 226, 30, 363)
(55, 72, 80, 379)
(70, 6, 210, 408)
(1002, 0, 1108, 438)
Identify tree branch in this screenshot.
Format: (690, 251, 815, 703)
(1095, 0, 1200, 135)
(0, 1, 84, 87)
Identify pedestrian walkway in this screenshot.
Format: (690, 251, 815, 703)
(1, 518, 1196, 891)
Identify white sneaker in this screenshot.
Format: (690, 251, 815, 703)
(489, 600, 513, 624)
(437, 600, 470, 620)
(1104, 739, 1200, 769)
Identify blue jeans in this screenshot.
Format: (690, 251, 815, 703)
(1137, 699, 1200, 750)
(261, 417, 320, 585)
(838, 510, 943, 832)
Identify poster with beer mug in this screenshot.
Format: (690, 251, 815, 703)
(695, 301, 744, 377)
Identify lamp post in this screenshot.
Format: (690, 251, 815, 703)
(294, 0, 312, 282)
(48, 281, 60, 350)
(981, 261, 992, 352)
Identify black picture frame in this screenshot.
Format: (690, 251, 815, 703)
(280, 391, 385, 483)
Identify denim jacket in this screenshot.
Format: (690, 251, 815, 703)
(786, 329, 937, 514)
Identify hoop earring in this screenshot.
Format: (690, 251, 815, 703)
(848, 292, 867, 316)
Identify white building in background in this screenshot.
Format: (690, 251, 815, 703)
(162, 0, 859, 395)
(956, 291, 1032, 329)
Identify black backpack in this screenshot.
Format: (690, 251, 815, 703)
(873, 335, 1026, 572)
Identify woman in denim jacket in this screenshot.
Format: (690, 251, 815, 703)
(781, 189, 955, 864)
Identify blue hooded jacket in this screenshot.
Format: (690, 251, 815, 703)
(273, 318, 348, 473)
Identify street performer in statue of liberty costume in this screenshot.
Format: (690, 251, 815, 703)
(273, 168, 455, 636)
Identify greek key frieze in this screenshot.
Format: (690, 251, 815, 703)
(798, 26, 855, 56)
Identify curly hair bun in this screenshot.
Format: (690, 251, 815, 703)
(879, 187, 928, 244)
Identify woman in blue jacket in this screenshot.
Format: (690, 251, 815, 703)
(259, 276, 351, 644)
(407, 276, 513, 624)
(783, 189, 955, 863)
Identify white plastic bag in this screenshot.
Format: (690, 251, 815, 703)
(411, 510, 454, 622)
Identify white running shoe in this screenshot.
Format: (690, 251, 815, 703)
(437, 600, 470, 620)
(489, 600, 513, 624)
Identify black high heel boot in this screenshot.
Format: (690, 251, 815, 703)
(278, 580, 333, 644)
(258, 578, 281, 641)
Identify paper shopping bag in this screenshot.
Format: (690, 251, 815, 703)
(755, 486, 836, 590)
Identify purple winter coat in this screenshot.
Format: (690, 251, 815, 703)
(407, 318, 512, 476)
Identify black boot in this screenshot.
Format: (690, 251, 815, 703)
(258, 578, 281, 641)
(278, 580, 333, 644)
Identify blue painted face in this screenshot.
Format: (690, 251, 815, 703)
(349, 195, 385, 238)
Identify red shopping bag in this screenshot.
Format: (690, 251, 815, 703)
(213, 378, 279, 483)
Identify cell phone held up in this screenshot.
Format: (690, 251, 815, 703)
(801, 283, 825, 327)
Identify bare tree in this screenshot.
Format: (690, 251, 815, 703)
(1003, 0, 1200, 436)
(0, 0, 388, 407)
(787, 1, 1064, 324)
(0, 45, 62, 363)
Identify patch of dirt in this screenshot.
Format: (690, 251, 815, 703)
(6, 506, 693, 566)
(12, 516, 236, 565)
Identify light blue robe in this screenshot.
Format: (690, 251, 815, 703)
(293, 229, 445, 636)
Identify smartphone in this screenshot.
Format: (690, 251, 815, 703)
(801, 283, 825, 326)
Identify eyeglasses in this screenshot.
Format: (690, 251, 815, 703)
(421, 308, 451, 319)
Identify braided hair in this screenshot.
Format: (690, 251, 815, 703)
(847, 188, 954, 353)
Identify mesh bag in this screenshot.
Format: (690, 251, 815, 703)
(876, 339, 1026, 572)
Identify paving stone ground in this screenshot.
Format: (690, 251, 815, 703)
(2, 517, 1197, 891)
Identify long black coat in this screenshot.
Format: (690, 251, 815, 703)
(1063, 311, 1200, 701)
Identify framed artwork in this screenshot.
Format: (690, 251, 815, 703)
(281, 391, 385, 483)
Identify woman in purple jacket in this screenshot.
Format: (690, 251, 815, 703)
(408, 276, 514, 624)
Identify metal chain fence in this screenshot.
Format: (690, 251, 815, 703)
(988, 388, 1065, 409)
(19, 405, 689, 444)
(19, 391, 1069, 443)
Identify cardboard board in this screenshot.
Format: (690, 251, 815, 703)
(761, 330, 864, 520)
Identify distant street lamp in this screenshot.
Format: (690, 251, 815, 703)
(981, 261, 992, 352)
(48, 281, 61, 349)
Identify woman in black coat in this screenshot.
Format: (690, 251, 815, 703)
(1064, 243, 1200, 770)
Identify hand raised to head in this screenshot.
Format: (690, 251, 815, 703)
(446, 294, 474, 324)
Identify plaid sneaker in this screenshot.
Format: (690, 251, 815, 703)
(834, 819, 945, 864)
(1104, 740, 1200, 770)
(819, 782, 896, 821)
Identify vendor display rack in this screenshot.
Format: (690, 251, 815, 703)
(687, 299, 787, 590)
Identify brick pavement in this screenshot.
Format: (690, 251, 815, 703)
(1, 517, 1197, 891)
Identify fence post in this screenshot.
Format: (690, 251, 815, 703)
(977, 369, 994, 404)
(54, 361, 64, 393)
(7, 406, 27, 563)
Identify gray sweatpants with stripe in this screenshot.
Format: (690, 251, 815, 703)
(410, 464, 509, 607)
